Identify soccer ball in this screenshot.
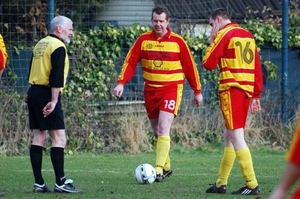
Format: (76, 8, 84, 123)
(134, 163, 156, 184)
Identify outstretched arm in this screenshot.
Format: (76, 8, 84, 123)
(269, 162, 300, 199)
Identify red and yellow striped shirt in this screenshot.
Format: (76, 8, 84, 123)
(202, 23, 263, 98)
(0, 34, 8, 70)
(118, 27, 201, 94)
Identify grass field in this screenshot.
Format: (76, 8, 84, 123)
(0, 148, 292, 199)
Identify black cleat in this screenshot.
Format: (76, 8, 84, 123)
(155, 173, 164, 182)
(54, 179, 83, 193)
(231, 184, 260, 195)
(206, 183, 227, 194)
(33, 183, 53, 193)
(163, 169, 173, 178)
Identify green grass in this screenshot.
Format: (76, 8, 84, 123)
(0, 148, 292, 199)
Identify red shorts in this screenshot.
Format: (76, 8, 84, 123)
(144, 84, 183, 120)
(219, 87, 250, 129)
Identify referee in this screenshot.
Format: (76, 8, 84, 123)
(27, 16, 83, 194)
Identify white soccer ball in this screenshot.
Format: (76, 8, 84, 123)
(134, 163, 156, 184)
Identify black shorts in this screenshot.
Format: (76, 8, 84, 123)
(27, 85, 65, 131)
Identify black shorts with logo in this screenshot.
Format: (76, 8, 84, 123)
(27, 85, 65, 131)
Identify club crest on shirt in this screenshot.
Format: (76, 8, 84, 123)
(147, 43, 153, 49)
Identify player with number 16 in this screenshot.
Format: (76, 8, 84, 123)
(202, 8, 263, 195)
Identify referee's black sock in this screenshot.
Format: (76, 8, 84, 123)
(30, 145, 44, 185)
(50, 147, 66, 186)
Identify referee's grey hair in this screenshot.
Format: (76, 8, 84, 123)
(49, 16, 72, 33)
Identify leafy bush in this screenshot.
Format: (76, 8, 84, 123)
(1, 14, 300, 155)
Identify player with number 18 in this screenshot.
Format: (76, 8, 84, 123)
(113, 5, 203, 182)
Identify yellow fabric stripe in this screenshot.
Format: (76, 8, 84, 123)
(221, 71, 254, 81)
(220, 90, 233, 129)
(143, 71, 184, 82)
(141, 59, 182, 70)
(118, 45, 135, 80)
(223, 58, 254, 69)
(174, 84, 183, 115)
(143, 41, 180, 53)
(219, 84, 253, 92)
